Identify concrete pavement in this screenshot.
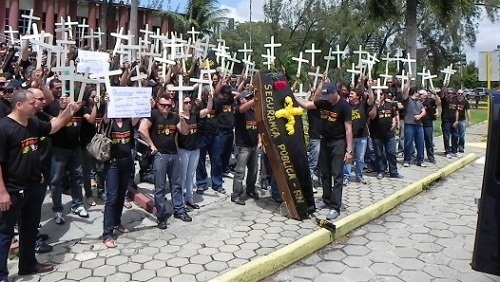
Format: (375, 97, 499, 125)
(7, 122, 490, 282)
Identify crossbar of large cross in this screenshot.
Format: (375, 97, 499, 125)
(167, 75, 194, 111)
(130, 65, 148, 87)
(238, 43, 253, 61)
(187, 27, 200, 41)
(353, 45, 367, 71)
(264, 36, 281, 62)
(190, 75, 212, 100)
(89, 69, 123, 93)
(307, 66, 322, 89)
(371, 78, 389, 101)
(111, 27, 126, 57)
(346, 63, 361, 87)
(440, 64, 456, 86)
(331, 44, 347, 69)
(424, 70, 438, 90)
(261, 49, 276, 70)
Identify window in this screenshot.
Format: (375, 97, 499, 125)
(18, 10, 30, 35)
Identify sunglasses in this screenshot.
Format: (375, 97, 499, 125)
(183, 101, 191, 104)
(158, 103, 172, 108)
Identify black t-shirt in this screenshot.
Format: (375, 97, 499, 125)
(307, 109, 322, 140)
(350, 101, 369, 138)
(214, 98, 235, 132)
(369, 101, 397, 139)
(80, 105, 106, 148)
(422, 98, 437, 127)
(456, 99, 470, 121)
(0, 99, 12, 119)
(234, 106, 258, 147)
(441, 97, 457, 123)
(314, 98, 351, 141)
(197, 102, 218, 135)
(49, 100, 84, 149)
(109, 119, 133, 159)
(178, 112, 200, 150)
(394, 94, 405, 120)
(148, 109, 179, 154)
(35, 111, 53, 163)
(0, 117, 52, 192)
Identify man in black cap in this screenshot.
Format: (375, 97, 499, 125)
(295, 80, 353, 220)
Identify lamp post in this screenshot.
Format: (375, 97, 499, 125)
(249, 0, 252, 49)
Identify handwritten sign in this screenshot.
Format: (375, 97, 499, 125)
(107, 87, 152, 118)
(76, 50, 110, 74)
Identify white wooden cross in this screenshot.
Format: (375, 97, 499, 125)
(342, 45, 350, 59)
(292, 51, 309, 77)
(190, 74, 212, 100)
(63, 16, 78, 40)
(29, 32, 62, 69)
(394, 48, 403, 72)
(167, 75, 194, 112)
(177, 45, 193, 73)
(248, 62, 258, 84)
(241, 54, 254, 79)
(261, 49, 276, 70)
(130, 65, 148, 87)
(6, 26, 19, 44)
(305, 43, 321, 67)
(238, 43, 253, 61)
(21, 23, 42, 41)
(21, 9, 41, 35)
(294, 83, 309, 99)
(187, 26, 200, 41)
(323, 47, 335, 75)
(353, 45, 367, 71)
(346, 63, 361, 87)
(54, 18, 71, 41)
(264, 36, 281, 64)
(77, 18, 89, 47)
(55, 39, 76, 67)
(94, 27, 105, 48)
(396, 69, 414, 87)
(331, 44, 346, 69)
(215, 49, 231, 73)
(111, 27, 127, 57)
(154, 48, 176, 81)
(82, 28, 98, 51)
(440, 64, 456, 87)
(417, 66, 427, 88)
(380, 52, 394, 85)
(141, 44, 159, 75)
(424, 70, 437, 91)
(307, 66, 322, 90)
(371, 78, 389, 101)
(73, 68, 95, 102)
(140, 24, 154, 45)
(89, 69, 123, 94)
(361, 53, 380, 80)
(227, 52, 241, 75)
(52, 60, 77, 100)
(401, 52, 416, 76)
(150, 28, 162, 53)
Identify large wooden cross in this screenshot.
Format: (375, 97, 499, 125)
(305, 43, 321, 67)
(261, 49, 276, 70)
(111, 27, 127, 57)
(94, 27, 105, 49)
(154, 48, 176, 81)
(140, 24, 154, 45)
(440, 64, 456, 87)
(190, 74, 212, 100)
(238, 43, 253, 61)
(401, 52, 416, 76)
(323, 47, 335, 75)
(21, 9, 41, 35)
(77, 18, 89, 47)
(264, 36, 281, 64)
(371, 78, 389, 101)
(52, 60, 77, 100)
(417, 66, 428, 88)
(6, 26, 19, 44)
(292, 51, 309, 77)
(307, 66, 322, 90)
(424, 70, 437, 90)
(89, 69, 123, 93)
(346, 62, 361, 87)
(353, 45, 367, 71)
(167, 75, 194, 112)
(130, 65, 148, 87)
(331, 44, 346, 69)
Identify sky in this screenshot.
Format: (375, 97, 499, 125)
(166, 0, 500, 64)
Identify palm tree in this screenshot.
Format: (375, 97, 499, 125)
(161, 0, 229, 37)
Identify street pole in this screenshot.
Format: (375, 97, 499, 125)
(249, 0, 252, 49)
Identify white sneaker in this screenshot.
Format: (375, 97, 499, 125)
(54, 212, 65, 225)
(71, 206, 89, 218)
(456, 152, 463, 158)
(446, 154, 452, 159)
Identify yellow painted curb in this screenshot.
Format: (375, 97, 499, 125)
(210, 153, 477, 282)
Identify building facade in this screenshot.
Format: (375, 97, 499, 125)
(1, 0, 174, 48)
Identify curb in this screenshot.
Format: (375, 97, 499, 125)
(210, 153, 478, 282)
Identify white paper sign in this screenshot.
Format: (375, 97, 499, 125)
(76, 50, 110, 74)
(107, 87, 152, 118)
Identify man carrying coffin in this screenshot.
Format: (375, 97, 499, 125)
(295, 81, 353, 220)
(0, 89, 78, 280)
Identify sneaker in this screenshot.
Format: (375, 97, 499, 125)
(403, 163, 410, 167)
(456, 152, 463, 158)
(174, 212, 192, 222)
(54, 212, 65, 225)
(418, 163, 427, 167)
(213, 187, 226, 194)
(446, 154, 452, 159)
(376, 173, 384, 180)
(35, 239, 53, 254)
(451, 153, 457, 157)
(357, 178, 368, 184)
(326, 209, 339, 220)
(231, 197, 246, 205)
(428, 158, 436, 164)
(315, 202, 328, 210)
(157, 219, 167, 230)
(342, 178, 349, 186)
(71, 206, 89, 218)
(390, 174, 404, 179)
(246, 191, 260, 200)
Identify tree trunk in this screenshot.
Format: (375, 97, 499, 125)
(405, 0, 418, 86)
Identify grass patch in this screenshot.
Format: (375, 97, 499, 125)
(433, 100, 489, 136)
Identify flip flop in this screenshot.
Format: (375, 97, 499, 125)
(104, 238, 117, 248)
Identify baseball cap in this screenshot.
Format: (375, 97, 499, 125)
(240, 90, 253, 98)
(418, 89, 428, 95)
(4, 79, 23, 90)
(322, 83, 337, 95)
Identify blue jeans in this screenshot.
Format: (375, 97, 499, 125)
(82, 149, 97, 198)
(0, 186, 44, 280)
(153, 152, 184, 219)
(196, 134, 216, 190)
(231, 146, 258, 200)
(211, 132, 233, 189)
(456, 120, 466, 152)
(372, 135, 398, 176)
(178, 148, 200, 203)
(404, 124, 425, 165)
(344, 137, 367, 181)
(441, 121, 457, 154)
(102, 157, 132, 240)
(308, 139, 320, 177)
(364, 137, 377, 170)
(50, 147, 84, 212)
(423, 125, 435, 161)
